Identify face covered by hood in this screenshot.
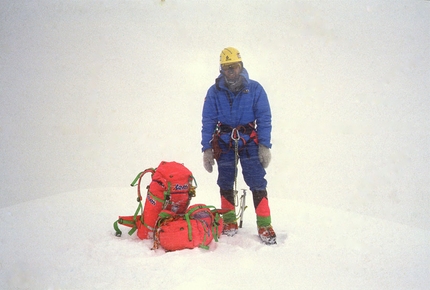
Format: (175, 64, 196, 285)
(218, 62, 248, 93)
(222, 62, 242, 84)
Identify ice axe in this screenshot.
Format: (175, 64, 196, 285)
(231, 128, 248, 228)
(237, 189, 247, 228)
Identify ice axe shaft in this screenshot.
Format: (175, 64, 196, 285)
(238, 189, 247, 228)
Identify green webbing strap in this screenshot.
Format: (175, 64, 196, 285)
(184, 205, 202, 241)
(115, 168, 161, 238)
(130, 171, 144, 187)
(126, 221, 138, 236)
(211, 212, 221, 242)
(130, 168, 156, 187)
(164, 181, 172, 203)
(113, 216, 137, 237)
(113, 220, 123, 237)
(184, 212, 193, 241)
(198, 219, 210, 250)
(159, 211, 174, 219)
(148, 191, 165, 203)
(133, 201, 145, 235)
(113, 200, 143, 237)
(184, 205, 218, 244)
(133, 201, 143, 220)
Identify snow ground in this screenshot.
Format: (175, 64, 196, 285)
(1, 187, 429, 289)
(1, 1, 429, 289)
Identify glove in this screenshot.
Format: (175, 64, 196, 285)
(258, 144, 271, 168)
(203, 149, 215, 173)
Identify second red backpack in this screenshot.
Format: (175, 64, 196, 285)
(153, 204, 224, 251)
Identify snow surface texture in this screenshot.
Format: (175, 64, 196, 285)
(1, 0, 429, 289)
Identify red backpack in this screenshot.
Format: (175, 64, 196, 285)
(114, 161, 196, 239)
(153, 204, 224, 251)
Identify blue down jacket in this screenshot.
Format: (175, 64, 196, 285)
(201, 68, 272, 152)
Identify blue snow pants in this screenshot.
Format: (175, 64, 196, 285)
(216, 140, 267, 191)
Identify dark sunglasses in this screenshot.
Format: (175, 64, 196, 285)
(221, 63, 241, 71)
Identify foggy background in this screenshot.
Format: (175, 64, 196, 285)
(1, 0, 429, 230)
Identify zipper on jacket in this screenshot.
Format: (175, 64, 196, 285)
(226, 91, 233, 107)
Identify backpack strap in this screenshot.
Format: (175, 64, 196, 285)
(113, 201, 143, 237)
(130, 168, 156, 201)
(162, 181, 172, 208)
(195, 219, 211, 250)
(114, 168, 156, 237)
(184, 204, 220, 249)
(210, 208, 224, 242)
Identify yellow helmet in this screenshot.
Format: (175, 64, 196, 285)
(220, 47, 242, 65)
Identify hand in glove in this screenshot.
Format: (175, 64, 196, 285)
(258, 144, 271, 168)
(203, 149, 215, 173)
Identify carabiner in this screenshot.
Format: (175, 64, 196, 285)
(231, 127, 240, 141)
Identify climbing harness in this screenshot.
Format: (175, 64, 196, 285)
(211, 121, 258, 160)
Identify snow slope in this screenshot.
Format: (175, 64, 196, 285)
(1, 1, 429, 289)
(1, 187, 429, 289)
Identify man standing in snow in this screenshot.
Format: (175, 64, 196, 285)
(201, 47, 276, 245)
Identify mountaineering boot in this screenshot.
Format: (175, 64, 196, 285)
(223, 222, 238, 237)
(252, 189, 275, 244)
(258, 225, 277, 245)
(220, 188, 238, 236)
